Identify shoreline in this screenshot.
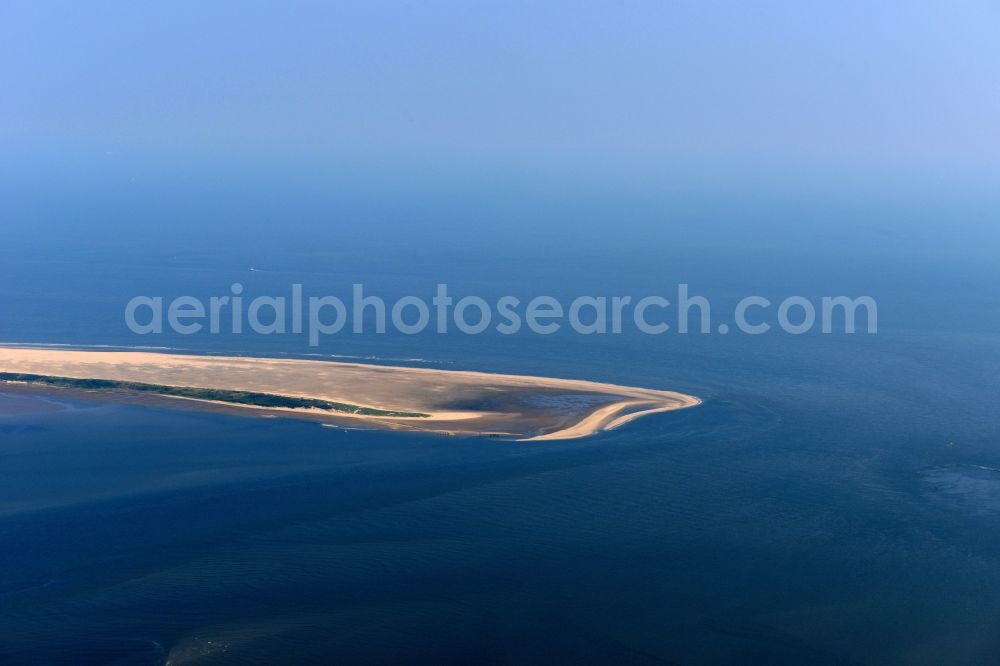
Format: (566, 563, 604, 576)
(0, 345, 700, 440)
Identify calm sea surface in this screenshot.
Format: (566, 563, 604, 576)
(2, 180, 999, 664)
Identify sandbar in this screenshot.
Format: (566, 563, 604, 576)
(0, 345, 700, 440)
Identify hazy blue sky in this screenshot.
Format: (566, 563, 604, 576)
(2, 2, 998, 187)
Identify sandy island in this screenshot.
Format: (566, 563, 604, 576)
(0, 346, 700, 440)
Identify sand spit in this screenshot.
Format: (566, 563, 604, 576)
(0, 346, 700, 440)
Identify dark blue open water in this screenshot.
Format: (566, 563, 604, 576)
(2, 178, 999, 663)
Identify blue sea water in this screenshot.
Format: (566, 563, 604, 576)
(2, 175, 1000, 664)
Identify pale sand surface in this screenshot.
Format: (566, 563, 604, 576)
(0, 346, 700, 440)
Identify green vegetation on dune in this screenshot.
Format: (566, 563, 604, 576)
(0, 372, 429, 418)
